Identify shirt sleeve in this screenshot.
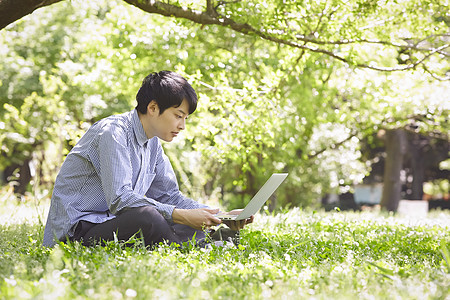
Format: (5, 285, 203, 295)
(95, 123, 176, 217)
(145, 144, 208, 219)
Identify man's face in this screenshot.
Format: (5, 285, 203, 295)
(151, 99, 189, 142)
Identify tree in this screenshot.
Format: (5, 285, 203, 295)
(379, 129, 407, 211)
(1, 0, 449, 80)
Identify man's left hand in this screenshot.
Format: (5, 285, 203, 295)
(223, 209, 254, 231)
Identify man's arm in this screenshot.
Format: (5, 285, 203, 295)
(147, 142, 253, 230)
(172, 208, 254, 231)
(172, 208, 221, 230)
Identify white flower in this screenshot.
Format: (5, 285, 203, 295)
(125, 289, 137, 298)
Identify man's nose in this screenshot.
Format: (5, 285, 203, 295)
(178, 118, 186, 130)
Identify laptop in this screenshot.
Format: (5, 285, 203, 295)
(216, 173, 288, 221)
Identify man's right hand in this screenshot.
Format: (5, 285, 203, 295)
(172, 208, 221, 230)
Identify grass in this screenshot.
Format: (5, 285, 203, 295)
(0, 195, 449, 299)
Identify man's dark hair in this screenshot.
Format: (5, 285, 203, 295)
(135, 71, 197, 115)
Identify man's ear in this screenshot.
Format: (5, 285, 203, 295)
(147, 100, 159, 115)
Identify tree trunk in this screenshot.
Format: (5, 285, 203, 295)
(380, 129, 407, 212)
(409, 135, 425, 200)
(2, 157, 32, 196)
(15, 157, 32, 195)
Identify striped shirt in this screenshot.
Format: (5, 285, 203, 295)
(43, 109, 206, 246)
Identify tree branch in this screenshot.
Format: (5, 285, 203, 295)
(295, 33, 450, 53)
(123, 0, 448, 77)
(307, 132, 358, 160)
(423, 65, 450, 81)
(123, 1, 356, 61)
(0, 0, 63, 30)
(1, 0, 447, 78)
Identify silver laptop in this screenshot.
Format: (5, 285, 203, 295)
(216, 173, 288, 221)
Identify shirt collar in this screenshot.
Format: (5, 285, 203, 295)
(132, 109, 149, 146)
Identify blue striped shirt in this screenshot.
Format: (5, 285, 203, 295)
(43, 109, 206, 246)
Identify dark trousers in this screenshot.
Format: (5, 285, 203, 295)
(71, 206, 205, 247)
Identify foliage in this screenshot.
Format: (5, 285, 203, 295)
(0, 197, 449, 299)
(0, 0, 449, 208)
(122, 0, 450, 78)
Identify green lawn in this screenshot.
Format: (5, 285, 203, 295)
(0, 198, 449, 299)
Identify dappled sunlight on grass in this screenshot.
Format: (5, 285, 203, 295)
(0, 192, 449, 299)
(0, 186, 49, 226)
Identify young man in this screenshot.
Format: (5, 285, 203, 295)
(43, 71, 252, 247)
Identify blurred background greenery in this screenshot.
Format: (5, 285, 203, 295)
(0, 0, 448, 211)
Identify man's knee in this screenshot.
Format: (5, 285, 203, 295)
(122, 206, 178, 245)
(126, 206, 165, 228)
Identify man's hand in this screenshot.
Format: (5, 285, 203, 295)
(172, 208, 221, 230)
(223, 209, 254, 231)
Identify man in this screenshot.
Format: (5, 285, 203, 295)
(43, 71, 252, 247)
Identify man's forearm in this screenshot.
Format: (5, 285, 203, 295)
(172, 208, 221, 230)
(172, 208, 188, 225)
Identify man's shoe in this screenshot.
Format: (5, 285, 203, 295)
(196, 239, 235, 249)
(209, 227, 240, 245)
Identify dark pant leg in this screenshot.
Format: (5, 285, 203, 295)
(79, 206, 183, 247)
(172, 223, 206, 242)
